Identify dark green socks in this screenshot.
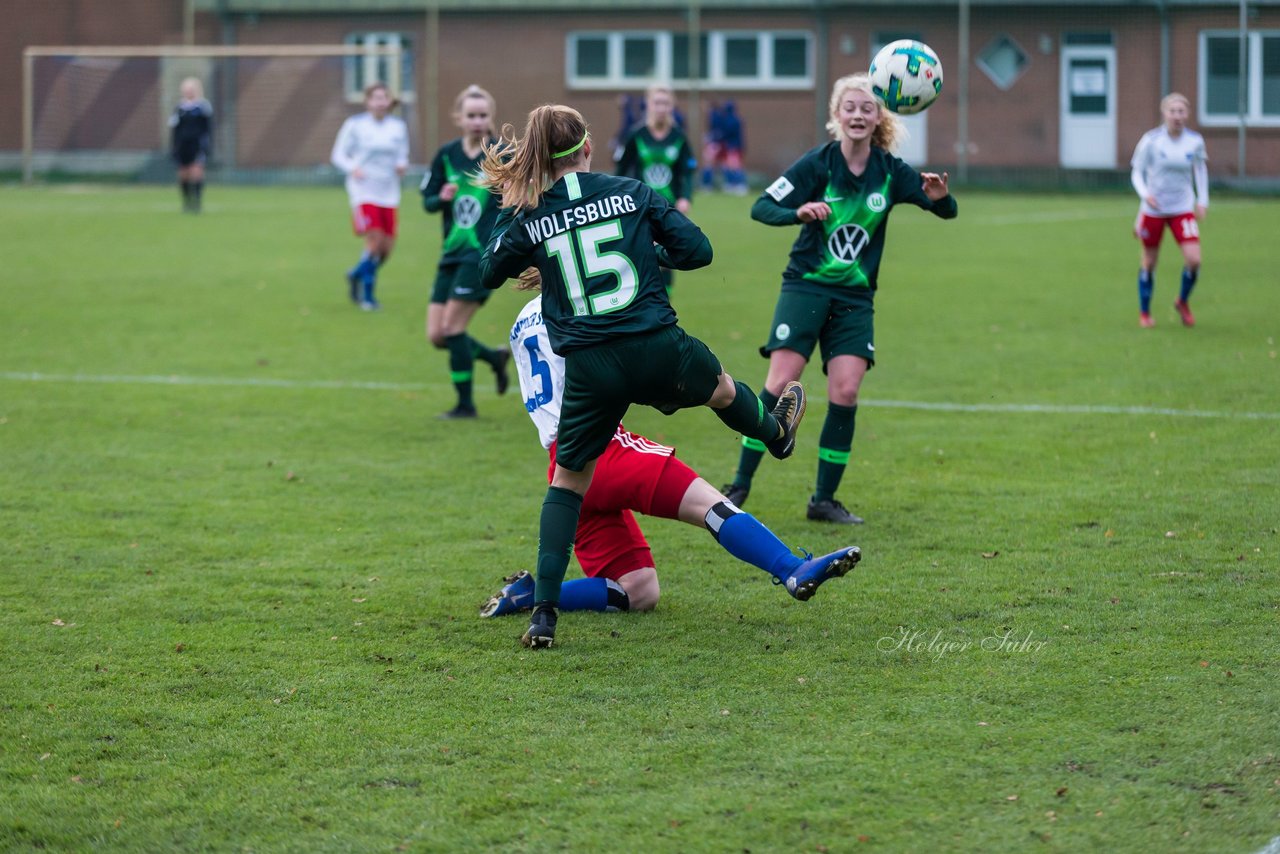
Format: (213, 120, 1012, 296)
(730, 389, 779, 488)
(814, 403, 856, 502)
(445, 333, 474, 409)
(715, 381, 780, 445)
(535, 486, 585, 606)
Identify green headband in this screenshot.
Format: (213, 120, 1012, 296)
(553, 133, 588, 159)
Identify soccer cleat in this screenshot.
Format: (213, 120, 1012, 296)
(359, 299, 381, 312)
(807, 498, 865, 525)
(1139, 312, 1155, 328)
(521, 603, 558, 649)
(494, 349, 512, 396)
(479, 571, 535, 618)
(785, 546, 862, 601)
(721, 482, 750, 508)
(439, 405, 478, 420)
(1174, 300, 1195, 327)
(764, 381, 806, 460)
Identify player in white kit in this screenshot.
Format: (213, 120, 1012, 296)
(1130, 93, 1208, 328)
(331, 82, 410, 311)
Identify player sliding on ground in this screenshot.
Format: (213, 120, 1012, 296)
(478, 105, 812, 649)
(480, 292, 862, 621)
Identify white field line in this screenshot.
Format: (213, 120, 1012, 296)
(4, 370, 1278, 421)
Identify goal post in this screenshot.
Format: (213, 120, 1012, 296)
(21, 43, 415, 184)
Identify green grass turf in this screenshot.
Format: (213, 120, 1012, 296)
(1, 184, 1277, 852)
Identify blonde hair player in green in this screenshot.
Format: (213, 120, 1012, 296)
(722, 72, 957, 524)
(421, 85, 510, 419)
(479, 105, 823, 649)
(614, 83, 696, 294)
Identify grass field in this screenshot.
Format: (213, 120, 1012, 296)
(1, 183, 1277, 852)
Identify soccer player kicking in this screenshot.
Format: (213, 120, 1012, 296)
(480, 293, 862, 622)
(478, 104, 815, 649)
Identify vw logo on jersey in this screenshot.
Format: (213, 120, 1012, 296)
(827, 224, 871, 265)
(775, 323, 792, 341)
(867, 192, 887, 212)
(453, 195, 483, 229)
(644, 164, 673, 188)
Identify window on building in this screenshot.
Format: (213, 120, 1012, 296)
(567, 30, 811, 89)
(345, 33, 414, 102)
(1199, 31, 1280, 126)
(976, 35, 1029, 91)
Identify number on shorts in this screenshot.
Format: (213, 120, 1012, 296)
(1179, 218, 1199, 240)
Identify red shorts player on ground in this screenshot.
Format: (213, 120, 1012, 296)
(480, 295, 862, 620)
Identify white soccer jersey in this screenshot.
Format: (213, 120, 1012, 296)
(1130, 126, 1209, 217)
(330, 112, 410, 209)
(510, 296, 564, 451)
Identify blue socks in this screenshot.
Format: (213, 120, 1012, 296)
(556, 577, 630, 612)
(1138, 269, 1154, 314)
(349, 252, 383, 303)
(1180, 267, 1198, 303)
(705, 502, 798, 581)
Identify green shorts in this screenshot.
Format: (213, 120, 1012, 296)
(556, 325, 722, 472)
(430, 262, 487, 304)
(760, 283, 876, 372)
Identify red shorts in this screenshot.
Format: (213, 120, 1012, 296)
(1136, 212, 1198, 248)
(352, 203, 397, 237)
(547, 427, 699, 582)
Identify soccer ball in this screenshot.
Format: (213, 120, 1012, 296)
(869, 40, 944, 115)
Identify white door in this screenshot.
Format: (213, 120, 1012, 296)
(873, 39, 928, 165)
(1059, 46, 1116, 168)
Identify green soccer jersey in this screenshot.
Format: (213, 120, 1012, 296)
(753, 142, 957, 291)
(478, 172, 712, 354)
(615, 125, 695, 205)
(420, 138, 500, 265)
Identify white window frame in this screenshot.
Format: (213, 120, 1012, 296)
(344, 32, 415, 103)
(1198, 30, 1280, 127)
(566, 30, 812, 90)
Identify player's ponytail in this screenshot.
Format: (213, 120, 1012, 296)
(826, 73, 904, 153)
(480, 105, 590, 211)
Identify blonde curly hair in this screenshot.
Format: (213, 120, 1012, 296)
(826, 73, 904, 152)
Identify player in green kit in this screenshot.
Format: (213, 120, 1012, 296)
(614, 84, 696, 293)
(722, 73, 957, 524)
(422, 85, 510, 419)
(479, 104, 810, 649)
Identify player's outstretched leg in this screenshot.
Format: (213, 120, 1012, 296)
(784, 547, 862, 601)
(703, 499, 859, 601)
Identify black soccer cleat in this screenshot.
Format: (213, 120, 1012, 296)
(494, 349, 512, 396)
(439, 405, 478, 420)
(721, 482, 750, 508)
(764, 381, 806, 460)
(521, 603, 558, 649)
(807, 498, 865, 525)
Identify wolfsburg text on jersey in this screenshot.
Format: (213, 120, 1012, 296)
(522, 194, 639, 243)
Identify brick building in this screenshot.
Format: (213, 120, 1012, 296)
(5, 0, 1278, 182)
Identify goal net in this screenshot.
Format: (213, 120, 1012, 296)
(22, 44, 418, 183)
